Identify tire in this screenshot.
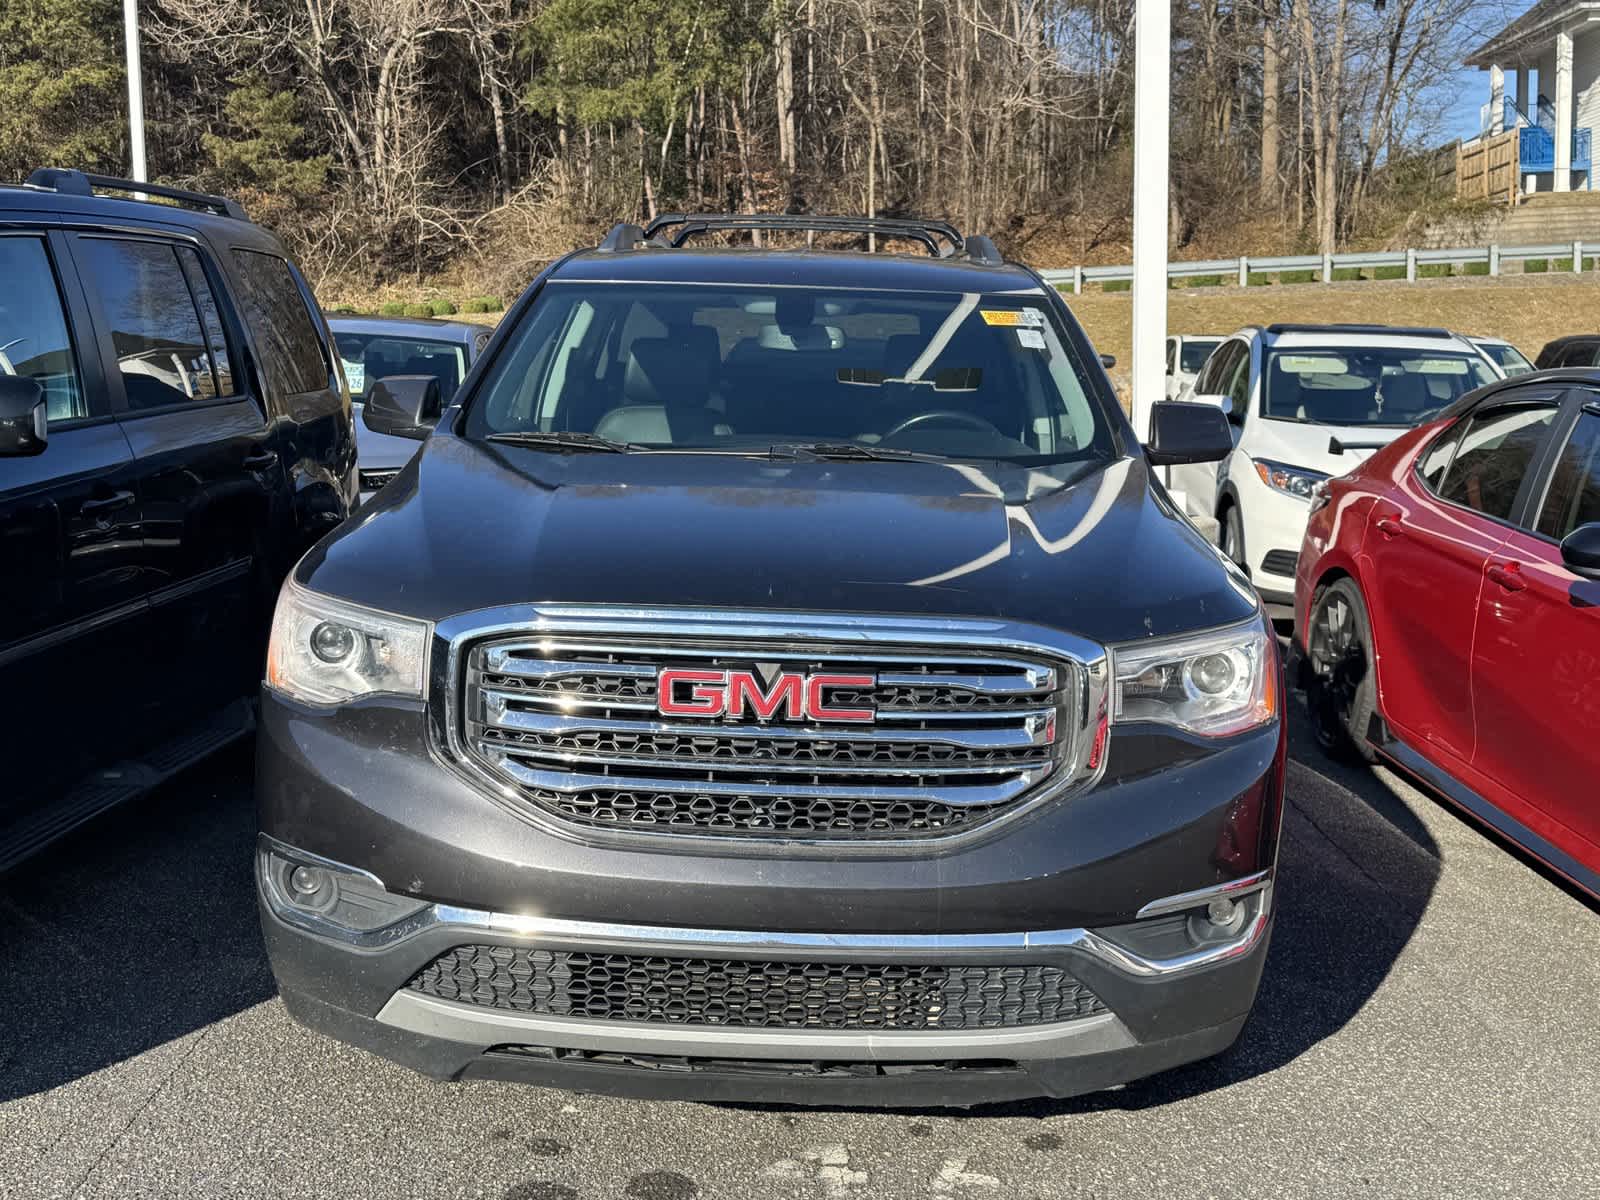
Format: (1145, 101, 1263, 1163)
(1219, 502, 1248, 573)
(1305, 578, 1379, 763)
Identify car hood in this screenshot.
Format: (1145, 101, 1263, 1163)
(299, 436, 1258, 646)
(1246, 416, 1409, 478)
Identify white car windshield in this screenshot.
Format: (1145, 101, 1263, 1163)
(1262, 346, 1497, 428)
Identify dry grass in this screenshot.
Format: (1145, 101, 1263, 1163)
(1071, 273, 1600, 401)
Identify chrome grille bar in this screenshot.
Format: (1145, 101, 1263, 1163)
(453, 619, 1099, 842)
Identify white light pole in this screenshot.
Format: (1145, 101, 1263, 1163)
(1129, 0, 1170, 444)
(123, 0, 148, 182)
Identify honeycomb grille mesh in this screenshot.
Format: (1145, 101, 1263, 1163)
(410, 946, 1107, 1030)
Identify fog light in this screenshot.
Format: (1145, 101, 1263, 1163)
(284, 863, 336, 911)
(289, 866, 325, 895)
(1207, 897, 1238, 926)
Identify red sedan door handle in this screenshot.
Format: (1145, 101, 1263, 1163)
(1486, 560, 1527, 592)
(1374, 514, 1404, 539)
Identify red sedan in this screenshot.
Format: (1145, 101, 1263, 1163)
(1295, 370, 1600, 899)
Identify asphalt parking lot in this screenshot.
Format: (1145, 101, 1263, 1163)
(2, 693, 1596, 1200)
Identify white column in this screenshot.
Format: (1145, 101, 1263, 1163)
(1129, 0, 1170, 444)
(1556, 32, 1574, 192)
(123, 0, 147, 182)
(1515, 68, 1530, 121)
(1490, 65, 1506, 134)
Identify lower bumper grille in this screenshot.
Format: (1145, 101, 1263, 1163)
(409, 946, 1107, 1031)
(1261, 549, 1299, 577)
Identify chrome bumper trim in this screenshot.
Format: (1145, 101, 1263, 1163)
(1135, 868, 1273, 920)
(260, 839, 1272, 981)
(374, 991, 1131, 1061)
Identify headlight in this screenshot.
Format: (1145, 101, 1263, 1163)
(266, 579, 430, 705)
(1252, 458, 1327, 500)
(1113, 621, 1278, 737)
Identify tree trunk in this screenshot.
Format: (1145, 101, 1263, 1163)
(1260, 5, 1280, 207)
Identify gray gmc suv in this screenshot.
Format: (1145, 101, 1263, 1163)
(257, 214, 1285, 1106)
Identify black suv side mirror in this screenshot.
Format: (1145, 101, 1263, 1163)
(0, 376, 48, 456)
(1146, 400, 1234, 466)
(363, 375, 442, 441)
(1561, 523, 1600, 579)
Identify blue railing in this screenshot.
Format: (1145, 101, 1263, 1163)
(1519, 123, 1592, 172)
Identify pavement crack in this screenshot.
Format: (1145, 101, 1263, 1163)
(67, 1024, 214, 1199)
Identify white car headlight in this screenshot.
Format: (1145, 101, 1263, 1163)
(1113, 621, 1278, 737)
(266, 579, 430, 705)
(1252, 458, 1327, 501)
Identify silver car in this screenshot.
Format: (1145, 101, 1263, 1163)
(327, 314, 492, 499)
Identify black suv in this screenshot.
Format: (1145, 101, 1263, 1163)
(258, 214, 1284, 1106)
(0, 169, 355, 870)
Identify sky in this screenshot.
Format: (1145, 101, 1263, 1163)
(1444, 0, 1539, 139)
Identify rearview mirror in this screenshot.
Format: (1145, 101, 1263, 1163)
(363, 375, 442, 441)
(1146, 401, 1234, 466)
(1561, 523, 1600, 579)
(0, 376, 48, 456)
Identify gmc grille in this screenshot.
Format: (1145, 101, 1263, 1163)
(459, 635, 1083, 839)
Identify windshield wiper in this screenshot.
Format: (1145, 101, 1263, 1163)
(485, 431, 639, 454)
(768, 441, 946, 463)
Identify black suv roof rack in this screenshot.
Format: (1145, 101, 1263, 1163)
(25, 167, 250, 221)
(1265, 322, 1454, 339)
(595, 213, 1005, 265)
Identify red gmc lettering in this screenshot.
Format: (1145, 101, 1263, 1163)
(727, 672, 805, 720)
(805, 674, 876, 722)
(656, 669, 876, 722)
(657, 669, 730, 717)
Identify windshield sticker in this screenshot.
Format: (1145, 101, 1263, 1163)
(1277, 354, 1347, 375)
(1406, 358, 1470, 375)
(342, 360, 365, 391)
(980, 308, 1043, 328)
(1016, 328, 1047, 350)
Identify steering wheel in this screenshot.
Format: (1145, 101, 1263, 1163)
(881, 410, 1003, 441)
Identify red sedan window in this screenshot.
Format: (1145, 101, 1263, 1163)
(1537, 410, 1600, 539)
(1437, 405, 1559, 522)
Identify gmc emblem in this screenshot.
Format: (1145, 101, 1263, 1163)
(657, 666, 876, 723)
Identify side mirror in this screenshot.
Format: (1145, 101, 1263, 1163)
(1146, 400, 1234, 466)
(1561, 523, 1600, 579)
(363, 375, 442, 441)
(0, 376, 47, 456)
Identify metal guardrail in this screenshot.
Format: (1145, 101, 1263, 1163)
(1039, 240, 1600, 293)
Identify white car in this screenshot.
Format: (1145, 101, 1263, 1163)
(1466, 334, 1534, 377)
(1165, 333, 1224, 400)
(1166, 323, 1502, 618)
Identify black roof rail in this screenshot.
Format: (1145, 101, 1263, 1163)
(596, 222, 648, 253)
(640, 213, 973, 259)
(1265, 322, 1454, 339)
(25, 168, 251, 220)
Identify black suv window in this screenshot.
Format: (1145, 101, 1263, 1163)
(1438, 402, 1560, 522)
(231, 250, 327, 395)
(0, 236, 87, 422)
(176, 246, 236, 397)
(1537, 407, 1600, 540)
(78, 237, 226, 411)
(464, 283, 1117, 466)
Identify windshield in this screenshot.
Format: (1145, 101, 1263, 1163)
(462, 283, 1118, 466)
(1262, 345, 1497, 428)
(1179, 339, 1220, 374)
(334, 333, 466, 400)
(1482, 342, 1533, 376)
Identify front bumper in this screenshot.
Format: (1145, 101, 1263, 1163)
(259, 832, 1274, 1105)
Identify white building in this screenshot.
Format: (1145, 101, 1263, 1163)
(1467, 0, 1600, 194)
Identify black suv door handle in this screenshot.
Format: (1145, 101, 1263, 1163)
(242, 450, 279, 470)
(80, 489, 135, 514)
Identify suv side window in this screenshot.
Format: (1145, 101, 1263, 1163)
(1438, 402, 1561, 522)
(175, 245, 236, 397)
(76, 236, 224, 410)
(1223, 343, 1252, 416)
(231, 249, 328, 395)
(0, 236, 89, 422)
(1165, 339, 1176, 373)
(1536, 407, 1600, 540)
(1195, 340, 1238, 398)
